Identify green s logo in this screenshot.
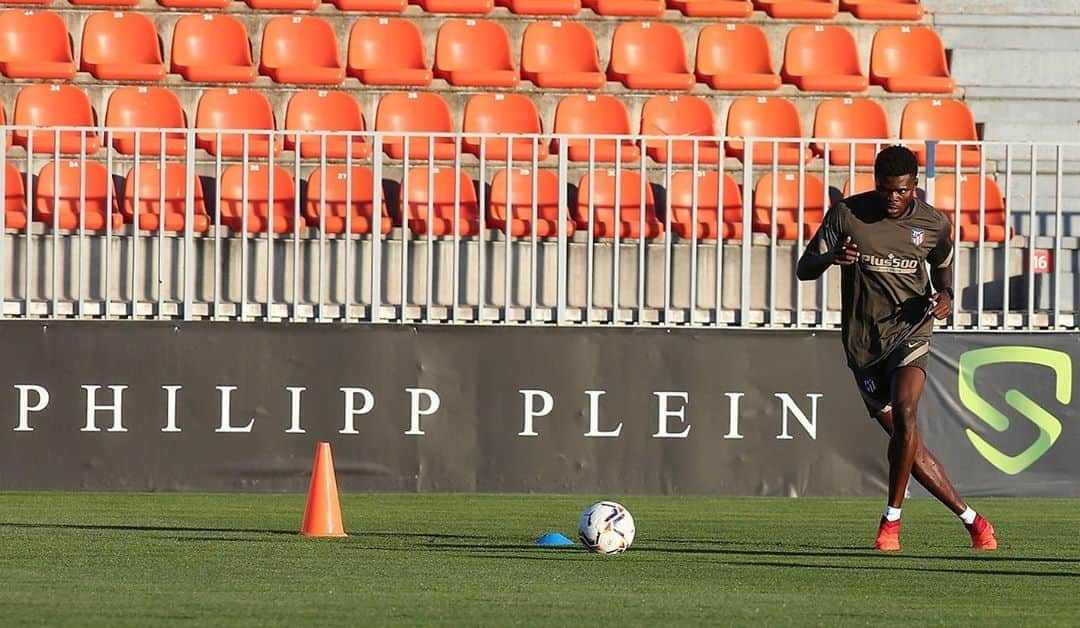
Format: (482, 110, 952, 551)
(958, 347, 1072, 475)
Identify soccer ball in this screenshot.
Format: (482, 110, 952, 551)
(578, 501, 635, 554)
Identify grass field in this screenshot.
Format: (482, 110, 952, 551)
(1, 493, 1078, 626)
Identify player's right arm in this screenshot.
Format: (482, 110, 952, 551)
(796, 206, 858, 281)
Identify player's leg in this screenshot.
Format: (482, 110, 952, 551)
(875, 407, 965, 514)
(886, 365, 925, 512)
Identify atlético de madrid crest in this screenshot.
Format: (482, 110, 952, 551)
(911, 228, 925, 246)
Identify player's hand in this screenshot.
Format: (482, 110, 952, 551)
(830, 236, 859, 266)
(929, 290, 952, 320)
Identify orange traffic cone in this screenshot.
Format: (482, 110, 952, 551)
(300, 442, 347, 537)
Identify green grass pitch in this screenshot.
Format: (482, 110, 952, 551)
(1, 493, 1078, 626)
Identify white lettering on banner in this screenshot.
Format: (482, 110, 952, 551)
(81, 385, 129, 433)
(405, 388, 440, 435)
(161, 385, 182, 432)
(723, 392, 745, 440)
(215, 386, 254, 433)
(584, 390, 623, 437)
(518, 389, 553, 437)
(339, 387, 375, 434)
(652, 391, 691, 438)
(285, 387, 306, 434)
(775, 393, 822, 440)
(14, 384, 48, 432)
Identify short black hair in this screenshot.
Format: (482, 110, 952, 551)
(874, 145, 918, 180)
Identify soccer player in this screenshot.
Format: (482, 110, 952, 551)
(796, 145, 998, 552)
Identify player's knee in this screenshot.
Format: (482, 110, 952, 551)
(893, 401, 919, 428)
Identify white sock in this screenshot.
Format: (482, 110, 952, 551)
(959, 507, 977, 525)
(884, 506, 902, 522)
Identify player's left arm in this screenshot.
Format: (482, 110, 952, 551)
(926, 219, 955, 320)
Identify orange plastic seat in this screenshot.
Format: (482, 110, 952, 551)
(842, 173, 875, 197)
(170, 15, 256, 84)
(412, 0, 493, 12)
(260, 16, 344, 86)
(811, 98, 889, 166)
(754, 0, 837, 18)
(582, 0, 664, 16)
(752, 172, 826, 240)
(332, 0, 406, 9)
(34, 160, 122, 231)
(80, 12, 165, 81)
(551, 95, 640, 163)
(122, 162, 209, 233)
(195, 89, 281, 158)
(607, 21, 695, 91)
(401, 167, 480, 237)
(433, 20, 518, 87)
(668, 0, 752, 16)
(496, 0, 580, 14)
(782, 25, 868, 92)
(219, 164, 298, 234)
(159, 0, 230, 8)
(4, 164, 28, 231)
(13, 85, 101, 155)
(900, 99, 981, 168)
(348, 18, 433, 86)
(105, 87, 187, 157)
(284, 91, 371, 160)
(640, 95, 722, 165)
(669, 170, 743, 240)
(841, 0, 923, 20)
(0, 10, 75, 79)
(305, 166, 391, 235)
(0, 106, 8, 152)
(489, 168, 573, 237)
(520, 21, 604, 89)
(462, 94, 548, 162)
(0, 0, 53, 4)
(871, 26, 956, 94)
(725, 97, 813, 165)
(245, 0, 318, 9)
(576, 169, 662, 239)
(934, 175, 1011, 242)
(375, 92, 457, 161)
(695, 24, 781, 91)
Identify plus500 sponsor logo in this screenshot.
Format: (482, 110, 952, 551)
(860, 253, 919, 274)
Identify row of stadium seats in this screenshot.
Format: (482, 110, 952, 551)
(3, 85, 981, 167)
(2, 160, 1008, 242)
(0, 0, 924, 20)
(2, 12, 951, 93)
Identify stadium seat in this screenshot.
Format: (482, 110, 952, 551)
(305, 166, 391, 235)
(284, 91, 371, 160)
(104, 87, 187, 156)
(668, 0, 752, 16)
(753, 0, 837, 18)
(551, 95, 640, 163)
(374, 92, 457, 160)
(488, 168, 573, 237)
(607, 21, 695, 91)
(576, 169, 662, 239)
(13, 85, 100, 155)
(840, 0, 923, 20)
(0, 10, 75, 79)
(159, 0, 230, 8)
(170, 15, 257, 84)
(639, 95, 722, 165)
(0, 106, 8, 152)
(462, 94, 548, 162)
(4, 163, 28, 231)
(752, 172, 826, 240)
(496, 0, 580, 14)
(348, 18, 433, 86)
(34, 159, 122, 231)
(933, 174, 1011, 242)
(0, 0, 51, 4)
(80, 12, 165, 81)
(520, 21, 605, 89)
(870, 26, 956, 94)
(842, 173, 875, 197)
(260, 16, 345, 85)
(695, 24, 781, 91)
(725, 97, 813, 165)
(582, 0, 664, 16)
(900, 99, 981, 168)
(195, 89, 281, 158)
(413, 0, 493, 12)
(70, 0, 138, 7)
(782, 25, 868, 92)
(811, 98, 889, 166)
(434, 20, 518, 87)
(245, 0, 318, 9)
(331, 0, 406, 9)
(668, 170, 743, 240)
(401, 167, 480, 236)
(122, 162, 209, 233)
(218, 164, 298, 234)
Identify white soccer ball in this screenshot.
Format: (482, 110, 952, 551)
(578, 501, 636, 554)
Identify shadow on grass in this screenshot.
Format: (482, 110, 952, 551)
(0, 522, 489, 543)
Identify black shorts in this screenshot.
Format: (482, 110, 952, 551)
(850, 338, 931, 417)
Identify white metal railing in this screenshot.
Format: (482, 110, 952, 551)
(0, 126, 1075, 330)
